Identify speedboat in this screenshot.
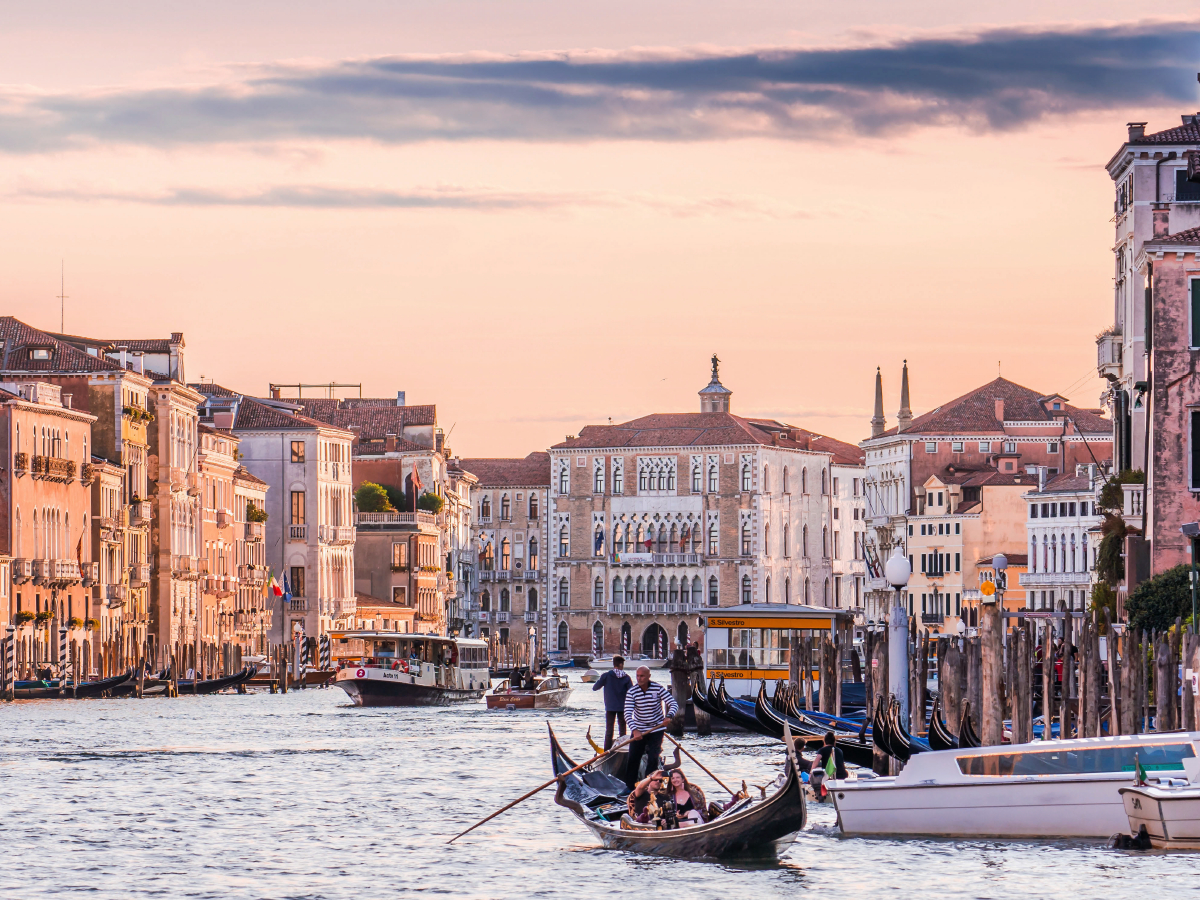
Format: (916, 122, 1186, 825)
(1120, 779, 1200, 849)
(833, 732, 1200, 838)
(486, 673, 572, 710)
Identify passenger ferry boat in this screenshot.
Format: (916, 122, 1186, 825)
(331, 631, 490, 707)
(833, 732, 1200, 838)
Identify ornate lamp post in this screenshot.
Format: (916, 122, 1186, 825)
(885, 547, 911, 723)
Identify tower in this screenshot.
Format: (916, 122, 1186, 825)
(870, 367, 886, 438)
(699, 354, 732, 413)
(897, 360, 913, 433)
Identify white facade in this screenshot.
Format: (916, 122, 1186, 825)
(1019, 468, 1103, 613)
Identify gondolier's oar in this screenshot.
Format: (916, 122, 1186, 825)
(663, 733, 736, 797)
(447, 734, 632, 844)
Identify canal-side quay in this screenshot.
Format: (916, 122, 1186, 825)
(0, 684, 1194, 900)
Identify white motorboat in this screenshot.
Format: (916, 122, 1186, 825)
(833, 732, 1200, 838)
(1120, 781, 1200, 849)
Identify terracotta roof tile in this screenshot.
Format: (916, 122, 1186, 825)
(1131, 119, 1200, 145)
(233, 464, 268, 487)
(1029, 472, 1096, 495)
(295, 398, 437, 433)
(1146, 226, 1200, 247)
(0, 317, 126, 374)
(459, 452, 551, 487)
(876, 377, 1109, 438)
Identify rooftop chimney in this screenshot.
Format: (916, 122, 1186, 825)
(270, 385, 281, 399)
(132, 351, 144, 375)
(1153, 204, 1170, 237)
(396, 391, 406, 407)
(1127, 122, 1147, 141)
(994, 397, 1004, 422)
(1038, 465, 1047, 492)
(870, 367, 886, 438)
(385, 433, 397, 452)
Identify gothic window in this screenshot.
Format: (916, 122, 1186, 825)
(785, 578, 791, 603)
(639, 468, 648, 492)
(741, 463, 751, 492)
(612, 460, 623, 495)
(500, 588, 510, 611)
(822, 469, 828, 494)
(680, 578, 689, 606)
(783, 467, 790, 494)
(765, 577, 771, 603)
(529, 493, 539, 518)
(559, 526, 569, 557)
(783, 524, 790, 557)
(802, 525, 809, 557)
(594, 578, 604, 607)
(822, 526, 828, 558)
(708, 522, 718, 556)
(708, 576, 718, 607)
(529, 537, 538, 565)
(558, 577, 569, 607)
(765, 524, 770, 557)
(593, 461, 605, 494)
(592, 621, 604, 653)
(741, 575, 751, 603)
(669, 523, 678, 551)
(804, 577, 810, 604)
(500, 494, 511, 520)
(558, 621, 568, 652)
(656, 524, 666, 553)
(501, 538, 511, 570)
(823, 578, 830, 605)
(708, 463, 718, 493)
(692, 463, 701, 493)
(613, 578, 624, 603)
(558, 462, 569, 495)
(692, 575, 702, 606)
(763, 465, 770, 493)
(802, 468, 808, 494)
(481, 590, 491, 612)
(528, 588, 538, 611)
(669, 576, 679, 604)
(636, 577, 646, 603)
(594, 525, 605, 556)
(740, 524, 751, 556)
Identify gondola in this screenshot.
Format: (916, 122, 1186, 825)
(584, 726, 682, 783)
(176, 666, 256, 695)
(754, 684, 876, 770)
(956, 701, 982, 748)
(72, 670, 134, 699)
(926, 695, 959, 751)
(110, 669, 172, 697)
(708, 679, 777, 737)
(549, 723, 806, 859)
(12, 680, 63, 699)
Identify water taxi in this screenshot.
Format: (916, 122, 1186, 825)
(486, 673, 572, 710)
(833, 732, 1200, 838)
(331, 631, 490, 707)
(1120, 780, 1200, 849)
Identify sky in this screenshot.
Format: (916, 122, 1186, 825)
(1, 3, 1198, 456)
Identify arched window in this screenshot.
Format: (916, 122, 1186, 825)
(708, 463, 718, 493)
(708, 576, 718, 606)
(822, 526, 828, 558)
(764, 524, 770, 557)
(558, 621, 569, 652)
(529, 493, 539, 518)
(692, 575, 702, 607)
(823, 578, 830, 605)
(613, 577, 624, 603)
(636, 577, 646, 604)
(765, 576, 771, 603)
(741, 463, 751, 492)
(480, 590, 491, 612)
(804, 577, 810, 604)
(821, 469, 828, 494)
(592, 621, 604, 653)
(500, 588, 510, 612)
(656, 524, 667, 554)
(621, 621, 632, 654)
(666, 467, 675, 491)
(785, 577, 791, 604)
(740, 523, 751, 556)
(763, 465, 770, 493)
(558, 463, 569, 495)
(669, 523, 678, 551)
(500, 494, 511, 520)
(647, 577, 657, 604)
(501, 538, 511, 570)
(741, 575, 752, 603)
(528, 588, 538, 611)
(691, 463, 701, 493)
(802, 525, 809, 557)
(783, 467, 790, 494)
(677, 620, 689, 647)
(558, 577, 569, 607)
(802, 468, 808, 494)
(559, 526, 569, 557)
(679, 577, 689, 606)
(708, 522, 718, 556)
(669, 576, 679, 604)
(593, 577, 604, 606)
(480, 497, 491, 519)
(529, 537, 538, 567)
(594, 525, 605, 557)
(783, 524, 790, 557)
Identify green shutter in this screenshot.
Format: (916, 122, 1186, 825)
(1193, 280, 1200, 348)
(1193, 411, 1200, 491)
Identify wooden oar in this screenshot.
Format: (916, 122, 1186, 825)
(663, 733, 736, 797)
(447, 735, 632, 844)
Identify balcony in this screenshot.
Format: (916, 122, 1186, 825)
(496, 611, 510, 623)
(288, 524, 308, 542)
(921, 612, 945, 625)
(494, 569, 511, 581)
(318, 524, 356, 545)
(523, 569, 539, 580)
(239, 564, 266, 585)
(1097, 328, 1123, 380)
(80, 561, 98, 586)
(105, 584, 127, 606)
(13, 452, 27, 476)
(187, 471, 202, 496)
(215, 508, 233, 530)
(1019, 571, 1095, 587)
(172, 555, 200, 580)
(130, 564, 152, 586)
(477, 515, 492, 524)
(610, 552, 701, 566)
(287, 598, 310, 613)
(1123, 483, 1145, 531)
(31, 456, 77, 483)
(32, 558, 81, 585)
(128, 501, 152, 527)
(524, 611, 538, 622)
(477, 610, 490, 622)
(12, 558, 31, 583)
(245, 521, 265, 542)
(169, 466, 187, 492)
(354, 511, 438, 529)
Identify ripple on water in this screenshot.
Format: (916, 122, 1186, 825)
(2, 685, 1199, 899)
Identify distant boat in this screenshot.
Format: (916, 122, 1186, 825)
(487, 674, 572, 710)
(580, 669, 600, 683)
(332, 631, 490, 707)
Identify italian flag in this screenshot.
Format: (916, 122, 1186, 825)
(266, 571, 284, 597)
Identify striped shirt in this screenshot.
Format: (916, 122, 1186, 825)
(623, 682, 678, 733)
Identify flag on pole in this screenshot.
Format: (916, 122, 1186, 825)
(283, 572, 292, 603)
(268, 572, 284, 597)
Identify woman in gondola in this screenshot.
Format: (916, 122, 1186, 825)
(663, 768, 708, 827)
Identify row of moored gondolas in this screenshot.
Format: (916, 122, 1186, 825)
(692, 678, 981, 767)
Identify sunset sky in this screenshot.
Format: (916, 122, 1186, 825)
(1, 4, 1198, 455)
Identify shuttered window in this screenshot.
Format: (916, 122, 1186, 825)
(1192, 410, 1200, 491)
(1192, 279, 1200, 349)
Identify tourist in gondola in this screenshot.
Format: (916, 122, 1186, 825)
(627, 770, 665, 822)
(622, 666, 678, 791)
(664, 768, 707, 827)
(816, 732, 848, 780)
(592, 655, 631, 750)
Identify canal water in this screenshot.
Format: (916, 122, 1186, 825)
(1, 676, 1197, 900)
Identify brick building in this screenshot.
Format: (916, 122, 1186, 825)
(458, 452, 551, 645)
(548, 359, 864, 659)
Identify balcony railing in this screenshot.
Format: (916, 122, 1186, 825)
(523, 569, 539, 580)
(1018, 571, 1095, 587)
(12, 558, 31, 583)
(187, 471, 202, 496)
(1097, 329, 1123, 380)
(921, 612, 945, 625)
(128, 501, 152, 526)
(169, 466, 187, 492)
(80, 561, 98, 585)
(105, 584, 127, 605)
(287, 598, 309, 613)
(245, 521, 265, 542)
(32, 559, 82, 585)
(318, 524, 356, 545)
(239, 564, 266, 585)
(524, 611, 538, 622)
(31, 456, 77, 483)
(130, 564, 152, 586)
(215, 508, 233, 530)
(355, 511, 438, 527)
(496, 611, 510, 623)
(288, 524, 308, 541)
(172, 555, 200, 580)
(611, 552, 701, 566)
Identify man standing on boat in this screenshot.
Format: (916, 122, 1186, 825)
(593, 655, 632, 750)
(623, 666, 678, 791)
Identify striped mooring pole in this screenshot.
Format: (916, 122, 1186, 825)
(59, 627, 68, 677)
(4, 626, 14, 699)
(319, 634, 331, 670)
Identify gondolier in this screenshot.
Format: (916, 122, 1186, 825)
(622, 666, 678, 790)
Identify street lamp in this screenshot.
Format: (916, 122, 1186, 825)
(990, 554, 1007, 615)
(884, 547, 911, 723)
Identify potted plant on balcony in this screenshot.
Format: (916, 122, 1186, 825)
(86, 618, 100, 632)
(246, 503, 269, 523)
(13, 610, 34, 627)
(417, 492, 444, 514)
(68, 617, 83, 629)
(34, 610, 53, 628)
(355, 482, 393, 513)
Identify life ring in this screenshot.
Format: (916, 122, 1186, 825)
(391, 661, 399, 670)
(399, 660, 409, 673)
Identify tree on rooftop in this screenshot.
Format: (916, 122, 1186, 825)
(355, 482, 392, 513)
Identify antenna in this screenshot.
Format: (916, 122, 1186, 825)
(57, 260, 69, 332)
